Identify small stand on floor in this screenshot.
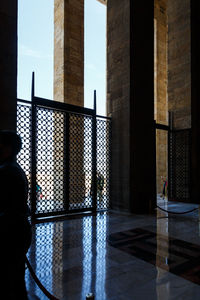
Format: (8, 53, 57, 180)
(86, 293, 95, 299)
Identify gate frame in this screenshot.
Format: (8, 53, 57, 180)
(155, 111, 191, 203)
(30, 73, 100, 219)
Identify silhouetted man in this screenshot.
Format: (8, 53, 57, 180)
(0, 131, 32, 299)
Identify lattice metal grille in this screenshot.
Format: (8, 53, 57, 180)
(17, 100, 111, 217)
(69, 113, 93, 210)
(97, 118, 111, 210)
(168, 129, 191, 201)
(36, 107, 65, 214)
(17, 102, 32, 208)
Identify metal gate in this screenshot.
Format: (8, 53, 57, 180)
(17, 92, 111, 218)
(168, 129, 191, 202)
(155, 121, 191, 202)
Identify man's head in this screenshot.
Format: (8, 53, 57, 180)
(0, 131, 22, 164)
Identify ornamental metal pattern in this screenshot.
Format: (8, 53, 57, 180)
(168, 129, 191, 202)
(69, 113, 93, 210)
(17, 101, 32, 208)
(97, 117, 111, 210)
(35, 107, 66, 214)
(17, 100, 111, 218)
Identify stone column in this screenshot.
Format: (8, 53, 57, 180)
(107, 0, 155, 213)
(54, 1, 85, 208)
(154, 0, 168, 195)
(0, 0, 17, 130)
(54, 0, 84, 106)
(191, 0, 200, 203)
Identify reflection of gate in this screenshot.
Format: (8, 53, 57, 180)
(17, 90, 111, 218)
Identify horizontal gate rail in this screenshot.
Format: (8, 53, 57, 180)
(33, 96, 95, 116)
(155, 123, 169, 131)
(17, 98, 32, 105)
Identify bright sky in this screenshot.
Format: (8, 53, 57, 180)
(17, 0, 106, 116)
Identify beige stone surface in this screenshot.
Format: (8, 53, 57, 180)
(168, 0, 191, 129)
(154, 0, 168, 193)
(97, 0, 107, 4)
(54, 0, 84, 106)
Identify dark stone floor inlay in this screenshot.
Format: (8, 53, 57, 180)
(108, 228, 200, 285)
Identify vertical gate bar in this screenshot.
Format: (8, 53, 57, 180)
(189, 129, 192, 202)
(168, 129, 171, 200)
(154, 120, 157, 206)
(92, 90, 97, 212)
(168, 111, 173, 200)
(64, 112, 70, 212)
(109, 118, 112, 209)
(31, 72, 37, 218)
(174, 132, 177, 200)
(168, 112, 171, 200)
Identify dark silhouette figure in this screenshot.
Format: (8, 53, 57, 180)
(0, 131, 32, 299)
(161, 176, 168, 199)
(90, 171, 104, 202)
(97, 172, 104, 202)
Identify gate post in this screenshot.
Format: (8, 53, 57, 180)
(92, 90, 97, 211)
(63, 112, 70, 213)
(168, 111, 173, 201)
(31, 72, 37, 218)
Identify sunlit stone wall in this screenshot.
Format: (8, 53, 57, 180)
(168, 0, 191, 129)
(154, 0, 168, 194)
(54, 0, 84, 106)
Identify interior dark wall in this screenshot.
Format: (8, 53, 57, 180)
(0, 0, 17, 130)
(191, 0, 200, 203)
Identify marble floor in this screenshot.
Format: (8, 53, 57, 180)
(26, 199, 200, 300)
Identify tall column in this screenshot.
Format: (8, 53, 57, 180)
(54, 1, 85, 208)
(54, 0, 84, 106)
(0, 0, 17, 130)
(191, 0, 200, 203)
(107, 0, 155, 213)
(154, 1, 168, 195)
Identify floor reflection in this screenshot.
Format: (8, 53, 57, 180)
(81, 212, 107, 300)
(156, 207, 170, 300)
(82, 216, 93, 298)
(26, 222, 63, 299)
(109, 218, 200, 285)
(26, 205, 200, 299)
(95, 213, 107, 300)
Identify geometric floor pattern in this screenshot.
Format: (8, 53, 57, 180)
(108, 227, 200, 285)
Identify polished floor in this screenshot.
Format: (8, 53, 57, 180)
(26, 199, 200, 299)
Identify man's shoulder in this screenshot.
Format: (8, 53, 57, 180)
(0, 161, 26, 178)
